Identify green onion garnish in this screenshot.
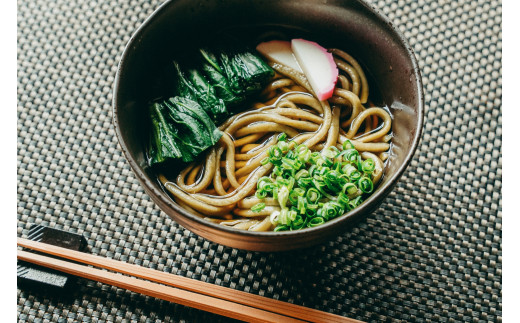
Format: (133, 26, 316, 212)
(253, 140, 379, 230)
(251, 203, 266, 212)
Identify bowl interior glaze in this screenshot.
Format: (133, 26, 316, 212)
(113, 0, 424, 251)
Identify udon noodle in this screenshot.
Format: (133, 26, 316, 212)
(158, 48, 392, 231)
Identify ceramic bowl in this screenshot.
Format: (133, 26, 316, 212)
(113, 0, 424, 251)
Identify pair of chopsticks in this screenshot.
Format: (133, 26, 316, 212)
(17, 238, 362, 323)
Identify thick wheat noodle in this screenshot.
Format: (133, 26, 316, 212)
(176, 199, 206, 218)
(214, 218, 251, 225)
(330, 48, 369, 103)
(237, 197, 278, 209)
(303, 99, 332, 148)
(233, 132, 266, 147)
(234, 138, 276, 160)
(218, 132, 241, 189)
(381, 134, 393, 143)
(234, 150, 269, 178)
(253, 102, 268, 110)
(288, 84, 308, 92)
(338, 74, 351, 91)
(219, 172, 253, 195)
(199, 188, 217, 195)
(379, 152, 389, 162)
(261, 78, 295, 96)
(233, 122, 299, 138)
(224, 112, 319, 135)
(231, 220, 260, 230)
(159, 175, 235, 216)
(186, 165, 202, 185)
(333, 88, 364, 127)
(269, 107, 323, 124)
(269, 63, 314, 97)
(192, 164, 273, 206)
(218, 113, 239, 130)
(278, 92, 324, 114)
(247, 216, 273, 231)
(324, 106, 341, 149)
(361, 151, 384, 184)
(233, 206, 281, 217)
(328, 95, 353, 107)
(346, 108, 392, 142)
(271, 92, 332, 149)
(176, 164, 196, 188)
(338, 135, 390, 152)
(334, 58, 360, 97)
(213, 147, 227, 196)
(275, 99, 299, 110)
(240, 143, 261, 153)
(221, 160, 247, 168)
(262, 95, 284, 106)
(280, 87, 296, 94)
(176, 149, 216, 193)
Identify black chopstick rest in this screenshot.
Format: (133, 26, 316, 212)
(17, 225, 87, 292)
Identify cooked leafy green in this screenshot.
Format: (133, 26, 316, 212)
(218, 49, 274, 96)
(199, 49, 245, 108)
(148, 102, 187, 165)
(148, 44, 274, 167)
(173, 62, 228, 124)
(148, 97, 222, 165)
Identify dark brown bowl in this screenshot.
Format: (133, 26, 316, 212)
(113, 0, 424, 251)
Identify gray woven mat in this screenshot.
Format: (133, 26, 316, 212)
(17, 0, 502, 321)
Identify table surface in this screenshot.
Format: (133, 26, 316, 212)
(17, 0, 502, 321)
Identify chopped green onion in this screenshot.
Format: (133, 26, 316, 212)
(337, 192, 350, 206)
(295, 169, 310, 179)
(277, 185, 290, 209)
(307, 217, 325, 227)
(254, 139, 382, 231)
(321, 147, 337, 159)
(342, 182, 358, 196)
(251, 202, 266, 212)
(358, 176, 374, 193)
(306, 188, 321, 203)
(291, 214, 305, 230)
(288, 187, 305, 205)
(274, 224, 289, 232)
(348, 196, 363, 210)
(343, 139, 355, 150)
(255, 190, 267, 199)
(268, 146, 283, 162)
(362, 158, 376, 173)
(277, 140, 290, 153)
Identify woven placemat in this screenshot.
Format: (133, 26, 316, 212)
(17, 0, 502, 321)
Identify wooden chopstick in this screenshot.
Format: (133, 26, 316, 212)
(18, 238, 362, 323)
(17, 249, 301, 323)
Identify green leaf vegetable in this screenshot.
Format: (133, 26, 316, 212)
(148, 97, 222, 165)
(148, 46, 274, 167)
(199, 49, 245, 108)
(173, 62, 228, 124)
(253, 136, 377, 231)
(219, 49, 274, 96)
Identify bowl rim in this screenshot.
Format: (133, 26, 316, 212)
(112, 0, 425, 242)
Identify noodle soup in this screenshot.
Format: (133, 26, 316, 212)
(153, 36, 393, 232)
